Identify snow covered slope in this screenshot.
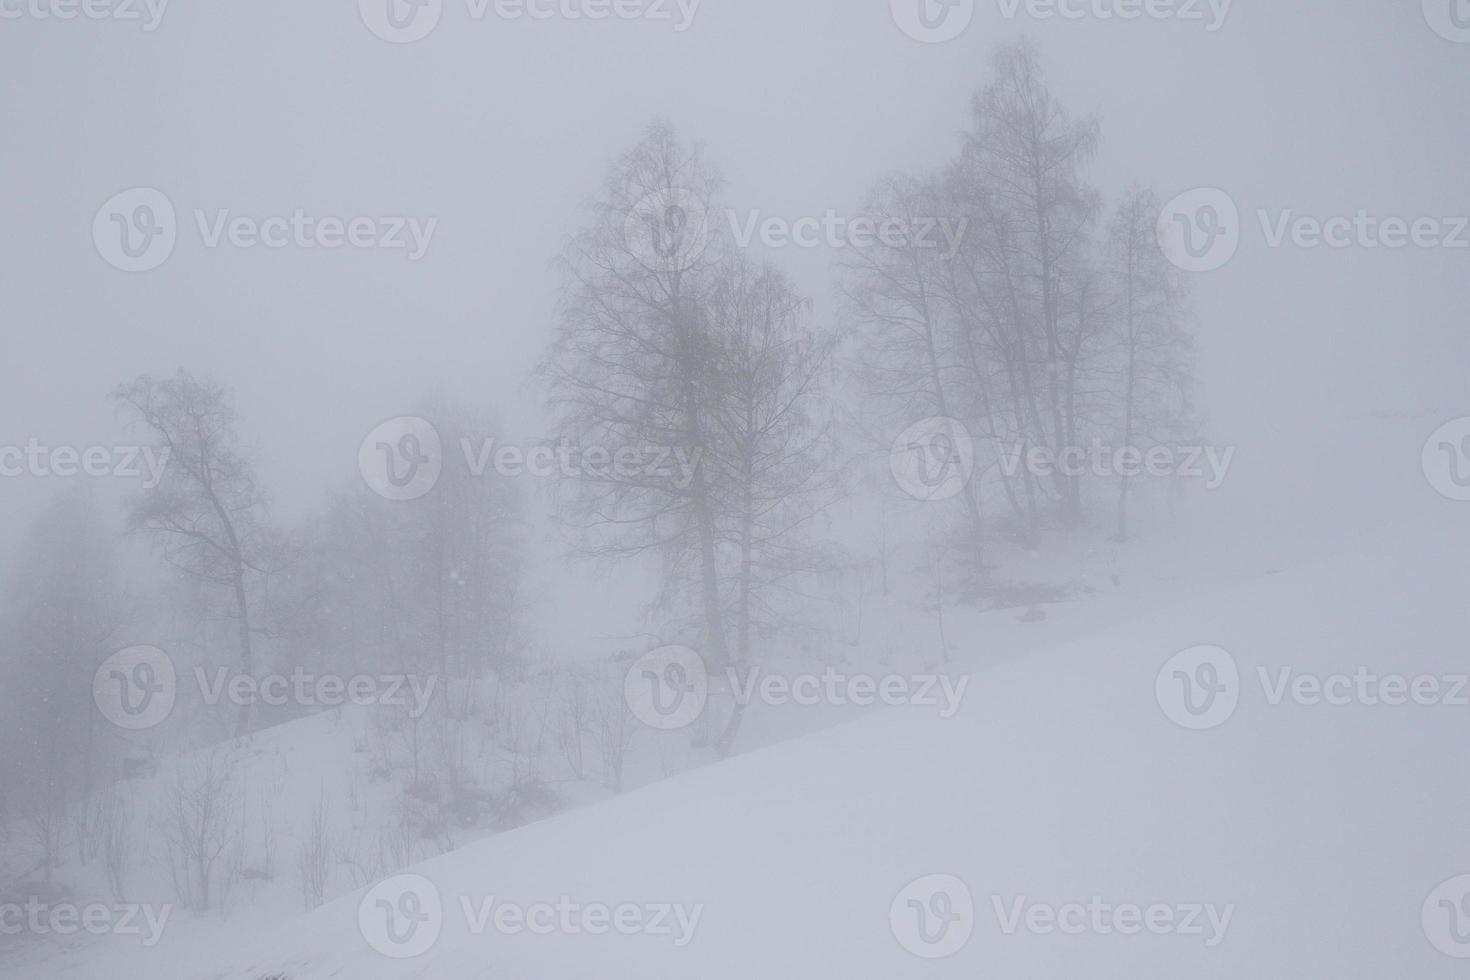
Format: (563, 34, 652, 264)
(201, 515, 1470, 979)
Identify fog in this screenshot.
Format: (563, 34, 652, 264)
(5, 4, 1465, 536)
(2, 2, 1468, 977)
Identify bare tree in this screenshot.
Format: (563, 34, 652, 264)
(588, 672, 634, 793)
(547, 124, 844, 758)
(159, 748, 241, 911)
(556, 665, 592, 780)
(845, 41, 1176, 555)
(295, 790, 332, 910)
(543, 121, 733, 670)
(957, 39, 1102, 529)
(706, 260, 841, 753)
(842, 172, 990, 551)
(7, 487, 123, 885)
(1106, 186, 1196, 540)
(114, 370, 284, 737)
(97, 785, 133, 903)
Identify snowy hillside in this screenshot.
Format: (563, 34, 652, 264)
(190, 515, 1470, 980)
(5, 5, 1467, 978)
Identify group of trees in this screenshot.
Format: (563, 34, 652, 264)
(544, 124, 840, 752)
(2, 489, 122, 887)
(539, 40, 1198, 747)
(0, 37, 1201, 898)
(844, 41, 1196, 558)
(0, 374, 532, 892)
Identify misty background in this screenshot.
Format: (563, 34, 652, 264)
(2, 2, 1469, 978)
(3, 1, 1466, 567)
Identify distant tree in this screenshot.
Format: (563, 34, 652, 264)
(114, 370, 285, 737)
(7, 488, 123, 885)
(546, 123, 845, 758)
(840, 172, 989, 556)
(1106, 186, 1196, 541)
(706, 259, 839, 752)
(955, 39, 1102, 530)
(542, 121, 734, 670)
(288, 396, 527, 697)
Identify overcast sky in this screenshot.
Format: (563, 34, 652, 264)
(2, 0, 1466, 558)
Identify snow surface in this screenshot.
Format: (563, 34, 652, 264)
(4, 419, 1464, 979)
(191, 515, 1470, 979)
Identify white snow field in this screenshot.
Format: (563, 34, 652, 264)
(191, 514, 1470, 978)
(2, 418, 1461, 980)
